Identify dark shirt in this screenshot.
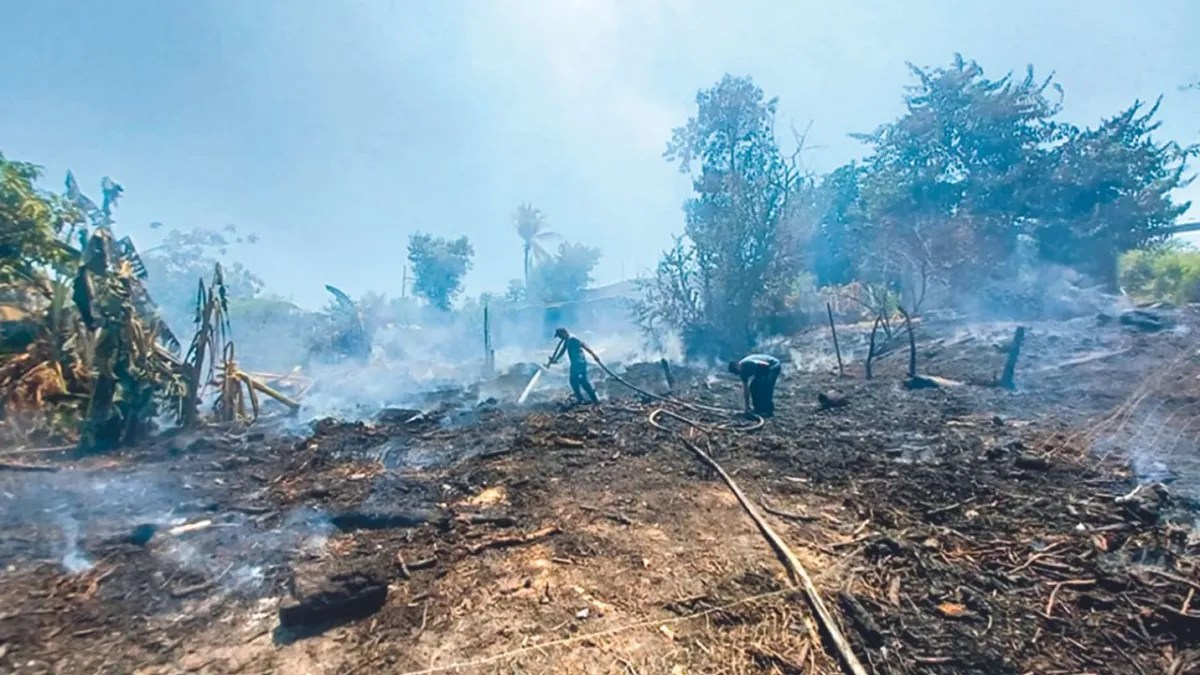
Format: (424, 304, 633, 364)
(738, 353, 779, 382)
(563, 336, 586, 365)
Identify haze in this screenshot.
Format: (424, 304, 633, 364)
(2, 0, 1197, 307)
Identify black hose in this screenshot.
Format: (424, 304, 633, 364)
(586, 352, 763, 430)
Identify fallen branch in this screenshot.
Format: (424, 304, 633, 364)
(580, 505, 633, 526)
(760, 500, 818, 522)
(395, 554, 438, 579)
(0, 460, 59, 472)
(457, 513, 517, 527)
(0, 444, 75, 457)
(167, 519, 213, 537)
(1034, 348, 1131, 373)
(467, 526, 560, 555)
(170, 563, 233, 598)
(241, 372, 301, 412)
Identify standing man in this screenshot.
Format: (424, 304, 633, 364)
(728, 353, 781, 417)
(548, 328, 600, 404)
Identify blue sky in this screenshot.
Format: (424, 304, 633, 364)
(3, 0, 1197, 307)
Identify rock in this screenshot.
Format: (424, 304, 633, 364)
(817, 392, 849, 410)
(1014, 454, 1051, 471)
(905, 375, 941, 390)
(329, 508, 438, 532)
(278, 569, 388, 633)
(1119, 309, 1173, 333)
(128, 523, 158, 546)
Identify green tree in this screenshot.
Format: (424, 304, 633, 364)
(1120, 242, 1200, 304)
(809, 163, 865, 286)
(142, 226, 262, 297)
(852, 55, 1065, 298)
(503, 279, 526, 303)
(140, 225, 263, 334)
(407, 233, 474, 311)
(640, 74, 805, 357)
(528, 242, 601, 302)
(0, 154, 80, 287)
(1032, 99, 1193, 288)
(513, 203, 559, 287)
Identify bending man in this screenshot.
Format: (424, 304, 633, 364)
(548, 328, 599, 404)
(728, 353, 781, 417)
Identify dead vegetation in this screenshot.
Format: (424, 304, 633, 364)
(1, 182, 300, 452)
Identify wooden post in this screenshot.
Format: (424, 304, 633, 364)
(660, 358, 674, 392)
(483, 302, 494, 377)
(826, 302, 844, 377)
(866, 316, 881, 380)
(999, 326, 1026, 390)
(898, 306, 916, 379)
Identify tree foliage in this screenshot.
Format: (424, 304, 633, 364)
(644, 56, 1194, 353)
(638, 74, 807, 358)
(407, 233, 474, 311)
(513, 203, 559, 287)
(141, 223, 264, 305)
(1032, 99, 1192, 285)
(811, 54, 1192, 311)
(0, 155, 79, 286)
(1, 165, 186, 448)
(1120, 241, 1200, 304)
(528, 242, 601, 303)
(850, 56, 1065, 299)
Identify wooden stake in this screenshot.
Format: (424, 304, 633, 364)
(999, 326, 1026, 390)
(866, 316, 881, 381)
(660, 358, 674, 392)
(826, 302, 844, 377)
(898, 306, 916, 379)
(483, 302, 494, 377)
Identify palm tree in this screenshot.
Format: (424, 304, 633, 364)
(514, 203, 559, 287)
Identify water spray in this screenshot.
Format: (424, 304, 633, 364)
(517, 363, 550, 405)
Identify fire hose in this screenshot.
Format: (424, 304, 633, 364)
(582, 353, 869, 675)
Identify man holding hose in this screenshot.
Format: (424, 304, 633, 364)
(548, 327, 599, 404)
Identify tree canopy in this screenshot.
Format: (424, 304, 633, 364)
(0, 154, 78, 286)
(528, 242, 602, 303)
(639, 74, 807, 358)
(643, 55, 1195, 353)
(407, 233, 474, 311)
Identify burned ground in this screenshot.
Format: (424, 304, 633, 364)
(0, 311, 1198, 674)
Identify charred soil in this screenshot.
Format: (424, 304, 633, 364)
(1, 310, 1198, 674)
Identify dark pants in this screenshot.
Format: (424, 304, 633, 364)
(749, 365, 780, 417)
(569, 361, 598, 403)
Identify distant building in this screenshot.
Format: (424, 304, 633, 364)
(497, 280, 644, 344)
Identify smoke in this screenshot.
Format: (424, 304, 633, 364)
(0, 466, 336, 595)
(55, 512, 94, 574)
